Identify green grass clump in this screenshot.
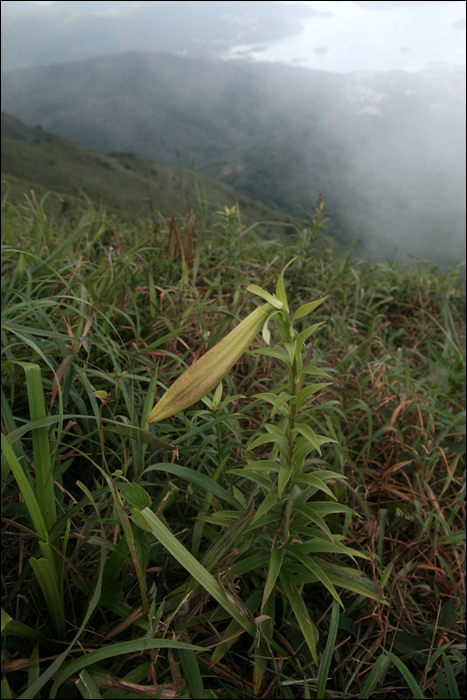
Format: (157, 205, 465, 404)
(1, 189, 465, 699)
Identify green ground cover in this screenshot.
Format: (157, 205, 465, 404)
(1, 188, 465, 698)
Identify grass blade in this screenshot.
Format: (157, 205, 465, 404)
(384, 651, 425, 698)
(1, 434, 48, 544)
(174, 619, 205, 699)
(75, 669, 102, 699)
(359, 653, 391, 698)
(443, 653, 460, 699)
(132, 508, 257, 638)
(23, 362, 56, 533)
(50, 638, 205, 698)
(316, 599, 339, 698)
(29, 558, 65, 640)
(262, 540, 284, 611)
(279, 570, 318, 666)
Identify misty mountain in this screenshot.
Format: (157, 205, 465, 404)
(0, 0, 314, 71)
(2, 51, 465, 269)
(1, 110, 307, 243)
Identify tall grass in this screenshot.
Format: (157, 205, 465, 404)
(1, 189, 465, 699)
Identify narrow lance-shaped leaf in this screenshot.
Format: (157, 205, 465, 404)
(247, 284, 284, 309)
(292, 296, 327, 322)
(275, 257, 297, 310)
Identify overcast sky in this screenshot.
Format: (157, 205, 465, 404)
(234, 1, 467, 73)
(23, 0, 466, 74)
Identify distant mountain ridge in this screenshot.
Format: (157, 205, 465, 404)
(1, 110, 58, 143)
(1, 51, 465, 269)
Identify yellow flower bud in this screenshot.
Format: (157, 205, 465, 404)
(146, 303, 277, 423)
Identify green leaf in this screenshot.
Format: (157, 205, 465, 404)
(229, 552, 271, 578)
(279, 570, 318, 666)
(318, 561, 386, 603)
(265, 423, 288, 440)
(293, 505, 334, 541)
(278, 459, 295, 498)
(387, 632, 430, 664)
(439, 599, 456, 628)
(262, 317, 272, 345)
(437, 668, 449, 699)
(294, 322, 325, 356)
(292, 297, 327, 322)
(299, 538, 361, 560)
(1, 678, 12, 700)
(262, 542, 284, 611)
(23, 488, 108, 700)
(143, 463, 244, 510)
(360, 654, 391, 698)
(75, 669, 102, 699)
(275, 257, 297, 310)
(274, 309, 294, 342)
(103, 472, 148, 616)
(317, 600, 340, 698)
(211, 589, 264, 665)
(227, 470, 274, 491)
(302, 364, 332, 378)
(443, 654, 460, 699)
(1, 608, 54, 650)
(288, 549, 343, 606)
(384, 651, 425, 698)
(295, 423, 325, 455)
(251, 488, 280, 525)
(133, 509, 257, 638)
(247, 284, 283, 309)
(292, 436, 316, 469)
(308, 501, 358, 518)
(257, 391, 292, 418)
(212, 380, 223, 408)
(141, 405, 183, 440)
(250, 346, 291, 366)
(121, 483, 151, 510)
(296, 383, 332, 411)
(174, 619, 205, 699)
(291, 474, 338, 501)
(311, 469, 347, 481)
(22, 362, 56, 533)
(50, 638, 206, 698)
(284, 340, 297, 364)
(246, 433, 288, 453)
(1, 434, 48, 543)
(29, 557, 66, 640)
(240, 459, 281, 472)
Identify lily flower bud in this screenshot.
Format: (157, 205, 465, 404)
(147, 302, 279, 423)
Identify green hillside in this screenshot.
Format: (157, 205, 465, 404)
(1, 111, 306, 242)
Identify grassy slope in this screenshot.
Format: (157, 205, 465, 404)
(1, 189, 465, 698)
(1, 112, 306, 242)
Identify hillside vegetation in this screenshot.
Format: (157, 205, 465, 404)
(1, 181, 465, 698)
(1, 111, 304, 242)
